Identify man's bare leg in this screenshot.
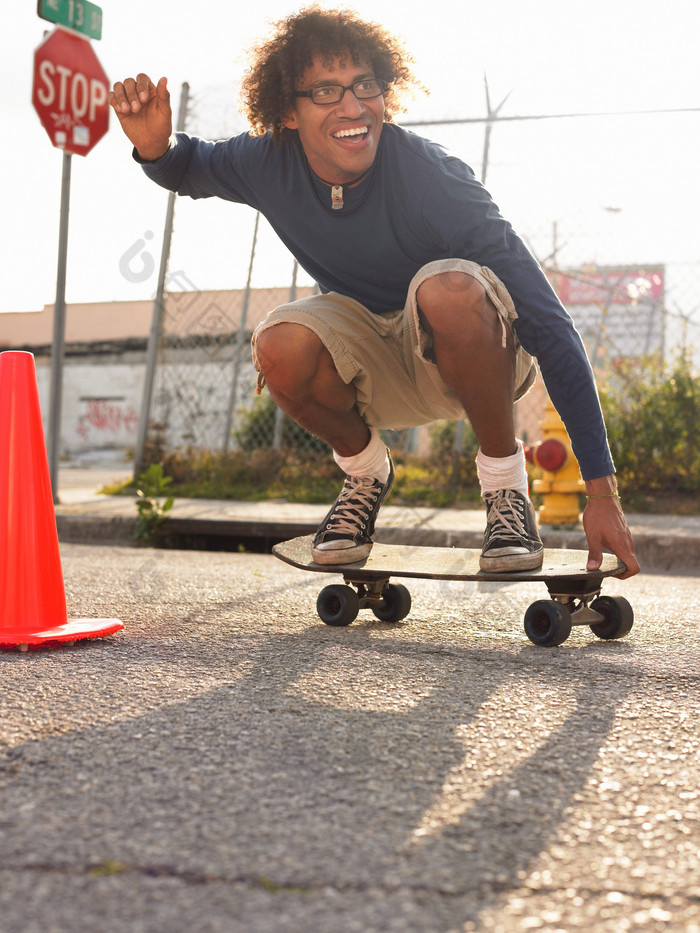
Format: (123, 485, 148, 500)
(416, 271, 518, 457)
(416, 271, 543, 571)
(255, 322, 393, 563)
(255, 322, 369, 455)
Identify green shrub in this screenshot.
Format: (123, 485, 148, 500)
(132, 415, 482, 508)
(600, 350, 700, 497)
(134, 463, 175, 545)
(234, 395, 329, 453)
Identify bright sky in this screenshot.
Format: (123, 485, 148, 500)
(2, 0, 698, 315)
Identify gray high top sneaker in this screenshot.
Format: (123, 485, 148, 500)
(312, 453, 395, 565)
(480, 488, 544, 572)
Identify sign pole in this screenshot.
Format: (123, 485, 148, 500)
(48, 149, 72, 504)
(32, 12, 109, 503)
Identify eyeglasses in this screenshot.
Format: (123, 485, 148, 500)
(294, 77, 387, 106)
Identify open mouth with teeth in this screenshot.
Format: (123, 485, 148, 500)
(332, 125, 369, 141)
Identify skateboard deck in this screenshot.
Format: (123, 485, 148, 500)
(273, 535, 633, 647)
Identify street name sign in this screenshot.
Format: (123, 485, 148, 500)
(37, 0, 103, 41)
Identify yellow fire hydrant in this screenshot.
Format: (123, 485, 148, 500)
(526, 397, 585, 525)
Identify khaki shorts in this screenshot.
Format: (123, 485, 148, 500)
(251, 258, 537, 431)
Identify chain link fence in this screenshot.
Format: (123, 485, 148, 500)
(146, 265, 314, 456)
(141, 89, 700, 463)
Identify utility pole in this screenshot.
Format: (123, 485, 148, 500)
(133, 82, 190, 478)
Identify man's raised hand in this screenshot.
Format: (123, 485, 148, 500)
(108, 74, 172, 162)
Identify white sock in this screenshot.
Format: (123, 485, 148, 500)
(334, 427, 390, 483)
(476, 440, 529, 498)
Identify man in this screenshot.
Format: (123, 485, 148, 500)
(109, 6, 639, 578)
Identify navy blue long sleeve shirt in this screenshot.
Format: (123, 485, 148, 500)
(140, 123, 614, 479)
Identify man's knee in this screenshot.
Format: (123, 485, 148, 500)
(416, 272, 488, 332)
(256, 323, 321, 394)
(255, 322, 341, 399)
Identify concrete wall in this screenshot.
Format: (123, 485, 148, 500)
(31, 347, 260, 458)
(2, 287, 311, 459)
(34, 353, 145, 457)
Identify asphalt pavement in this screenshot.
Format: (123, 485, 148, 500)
(0, 461, 698, 932)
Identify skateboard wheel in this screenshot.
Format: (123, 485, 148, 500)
(317, 584, 360, 626)
(523, 600, 572, 647)
(372, 583, 412, 623)
(589, 596, 634, 640)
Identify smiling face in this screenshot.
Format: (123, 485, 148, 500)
(283, 55, 385, 185)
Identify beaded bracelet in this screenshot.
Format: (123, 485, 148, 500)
(586, 492, 620, 500)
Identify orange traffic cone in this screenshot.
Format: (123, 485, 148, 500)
(0, 351, 123, 651)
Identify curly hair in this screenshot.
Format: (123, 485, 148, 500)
(241, 6, 423, 145)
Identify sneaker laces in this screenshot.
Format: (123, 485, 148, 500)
(484, 490, 529, 546)
(323, 475, 380, 536)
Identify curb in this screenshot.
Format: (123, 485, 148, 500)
(55, 505, 700, 575)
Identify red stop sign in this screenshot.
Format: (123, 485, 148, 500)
(32, 27, 109, 157)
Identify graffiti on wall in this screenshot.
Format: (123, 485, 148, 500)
(76, 398, 139, 442)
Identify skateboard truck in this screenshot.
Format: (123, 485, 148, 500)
(317, 573, 411, 627)
(525, 577, 633, 647)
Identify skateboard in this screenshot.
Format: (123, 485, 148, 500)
(272, 535, 633, 647)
